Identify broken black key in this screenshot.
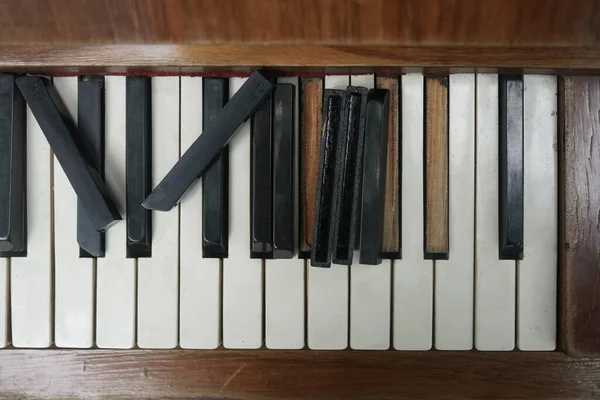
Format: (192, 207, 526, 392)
(359, 89, 390, 265)
(142, 71, 274, 211)
(16, 75, 121, 232)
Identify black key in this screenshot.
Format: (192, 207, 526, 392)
(311, 89, 347, 268)
(499, 75, 524, 260)
(332, 87, 367, 265)
(0, 75, 26, 256)
(250, 84, 273, 258)
(203, 78, 229, 258)
(272, 84, 296, 259)
(16, 76, 121, 232)
(77, 76, 105, 258)
(143, 71, 274, 211)
(126, 77, 152, 258)
(359, 89, 390, 265)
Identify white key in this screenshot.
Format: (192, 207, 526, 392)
(265, 76, 305, 350)
(394, 73, 433, 350)
(223, 77, 263, 349)
(0, 258, 6, 347)
(435, 74, 475, 350)
(180, 77, 222, 349)
(518, 75, 558, 350)
(96, 76, 136, 349)
(137, 77, 180, 349)
(10, 105, 53, 348)
(307, 74, 349, 350)
(53, 77, 95, 348)
(349, 74, 390, 350)
(475, 74, 516, 351)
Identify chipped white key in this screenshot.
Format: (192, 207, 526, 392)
(518, 75, 558, 350)
(53, 77, 94, 348)
(223, 77, 263, 349)
(180, 77, 222, 349)
(137, 77, 180, 349)
(96, 76, 136, 349)
(435, 74, 475, 350)
(394, 73, 433, 350)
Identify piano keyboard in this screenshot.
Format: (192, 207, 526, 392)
(0, 73, 557, 351)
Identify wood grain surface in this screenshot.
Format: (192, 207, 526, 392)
(376, 76, 401, 256)
(560, 76, 600, 357)
(300, 78, 323, 253)
(424, 76, 449, 257)
(0, 0, 598, 47)
(1, 349, 600, 399)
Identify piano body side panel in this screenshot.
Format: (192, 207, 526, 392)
(561, 76, 600, 357)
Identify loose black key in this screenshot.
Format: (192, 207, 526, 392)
(0, 74, 26, 256)
(272, 84, 296, 259)
(126, 76, 152, 258)
(16, 76, 121, 232)
(77, 76, 105, 258)
(311, 89, 347, 268)
(250, 83, 273, 258)
(203, 78, 229, 258)
(331, 86, 367, 265)
(359, 89, 390, 265)
(499, 75, 524, 260)
(143, 71, 274, 211)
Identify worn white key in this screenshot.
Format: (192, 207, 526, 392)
(475, 74, 516, 351)
(307, 74, 349, 350)
(265, 76, 305, 350)
(179, 77, 222, 349)
(223, 77, 263, 349)
(137, 77, 180, 349)
(435, 74, 475, 350)
(53, 77, 95, 348)
(394, 73, 433, 350)
(518, 75, 558, 350)
(0, 258, 6, 347)
(10, 105, 53, 348)
(96, 76, 136, 349)
(349, 74, 391, 350)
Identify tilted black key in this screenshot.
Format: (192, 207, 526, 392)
(143, 71, 274, 211)
(126, 77, 152, 258)
(311, 90, 347, 268)
(359, 89, 390, 265)
(16, 76, 121, 232)
(272, 84, 296, 259)
(0, 75, 26, 256)
(499, 75, 524, 260)
(77, 76, 105, 258)
(250, 84, 273, 258)
(203, 78, 229, 258)
(332, 86, 367, 265)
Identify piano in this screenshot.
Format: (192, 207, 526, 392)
(0, 0, 599, 398)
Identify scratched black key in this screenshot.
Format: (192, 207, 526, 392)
(77, 76, 105, 258)
(126, 77, 152, 258)
(0, 74, 26, 256)
(311, 90, 347, 268)
(499, 75, 524, 260)
(359, 89, 390, 265)
(250, 83, 273, 258)
(272, 84, 296, 259)
(16, 76, 121, 232)
(143, 71, 274, 211)
(203, 78, 229, 258)
(331, 87, 367, 265)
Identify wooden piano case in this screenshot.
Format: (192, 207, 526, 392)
(0, 0, 599, 398)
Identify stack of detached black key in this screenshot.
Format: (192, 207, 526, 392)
(311, 86, 390, 268)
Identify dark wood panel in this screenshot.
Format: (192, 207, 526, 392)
(560, 76, 600, 357)
(0, 0, 598, 47)
(2, 45, 600, 74)
(1, 350, 600, 399)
